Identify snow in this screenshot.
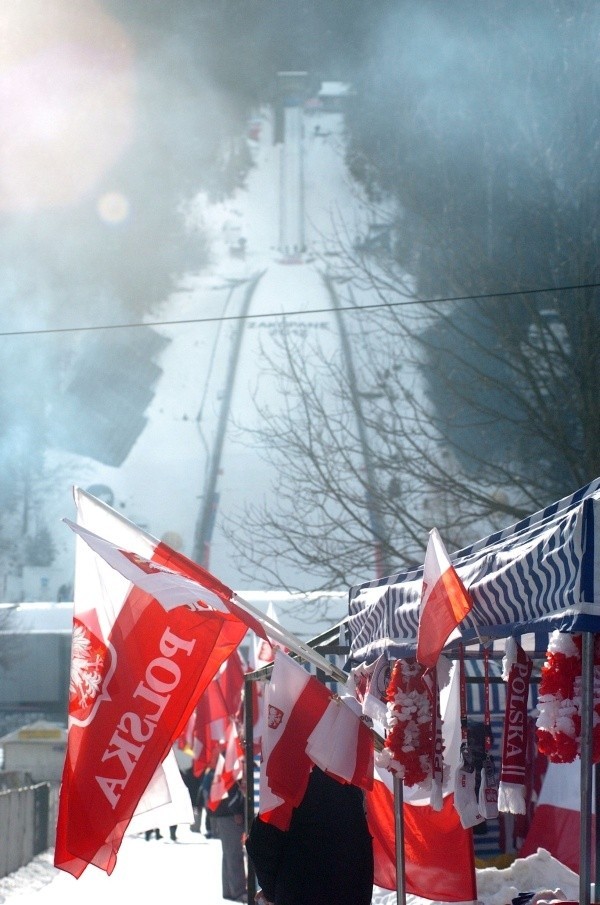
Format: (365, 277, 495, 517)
(43, 101, 372, 612)
(1, 736, 583, 903)
(0, 829, 581, 905)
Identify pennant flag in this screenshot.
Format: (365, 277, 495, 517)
(417, 528, 474, 669)
(54, 487, 248, 878)
(263, 651, 332, 809)
(253, 601, 288, 667)
(64, 515, 268, 640)
(256, 670, 295, 830)
(365, 767, 478, 902)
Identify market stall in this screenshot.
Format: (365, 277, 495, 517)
(345, 477, 600, 905)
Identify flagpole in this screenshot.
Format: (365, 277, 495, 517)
(393, 776, 407, 905)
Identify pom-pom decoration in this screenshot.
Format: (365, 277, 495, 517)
(377, 658, 434, 786)
(536, 630, 600, 763)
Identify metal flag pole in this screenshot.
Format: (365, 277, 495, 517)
(393, 775, 407, 905)
(580, 630, 594, 905)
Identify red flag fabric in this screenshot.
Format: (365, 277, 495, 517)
(365, 768, 478, 901)
(54, 487, 247, 878)
(264, 651, 332, 809)
(417, 528, 474, 669)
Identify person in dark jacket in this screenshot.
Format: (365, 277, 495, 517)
(245, 767, 374, 905)
(210, 780, 247, 902)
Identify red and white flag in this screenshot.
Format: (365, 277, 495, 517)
(251, 602, 288, 752)
(366, 766, 478, 901)
(519, 760, 586, 873)
(256, 670, 295, 830)
(417, 528, 474, 669)
(263, 650, 332, 810)
(306, 690, 373, 790)
(180, 651, 246, 776)
(54, 487, 248, 878)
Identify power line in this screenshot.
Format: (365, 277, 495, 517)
(2, 279, 599, 339)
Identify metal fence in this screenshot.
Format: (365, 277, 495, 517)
(0, 782, 58, 879)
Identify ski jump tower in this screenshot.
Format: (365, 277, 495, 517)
(276, 71, 307, 261)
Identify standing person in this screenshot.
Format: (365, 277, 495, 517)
(210, 779, 247, 902)
(201, 766, 216, 838)
(245, 766, 374, 905)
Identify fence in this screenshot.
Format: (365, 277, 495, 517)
(0, 782, 58, 879)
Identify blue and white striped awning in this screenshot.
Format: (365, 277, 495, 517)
(346, 477, 600, 666)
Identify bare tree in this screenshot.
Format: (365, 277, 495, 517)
(222, 267, 599, 593)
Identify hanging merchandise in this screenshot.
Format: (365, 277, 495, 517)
(535, 630, 600, 764)
(453, 645, 485, 830)
(377, 658, 433, 787)
(498, 637, 533, 814)
(477, 646, 499, 820)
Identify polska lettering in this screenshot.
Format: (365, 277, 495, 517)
(96, 627, 195, 807)
(504, 663, 529, 760)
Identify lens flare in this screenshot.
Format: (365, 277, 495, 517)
(0, 0, 135, 211)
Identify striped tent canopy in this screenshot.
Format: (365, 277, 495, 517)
(346, 477, 600, 666)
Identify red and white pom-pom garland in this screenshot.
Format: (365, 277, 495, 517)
(536, 630, 600, 764)
(377, 658, 433, 786)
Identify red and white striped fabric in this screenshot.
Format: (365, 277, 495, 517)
(417, 528, 474, 669)
(54, 487, 247, 878)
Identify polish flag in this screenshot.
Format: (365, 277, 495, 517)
(417, 528, 474, 669)
(263, 650, 332, 809)
(251, 602, 287, 753)
(180, 651, 246, 777)
(54, 487, 248, 878)
(306, 691, 374, 790)
(366, 767, 478, 901)
(256, 670, 295, 830)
